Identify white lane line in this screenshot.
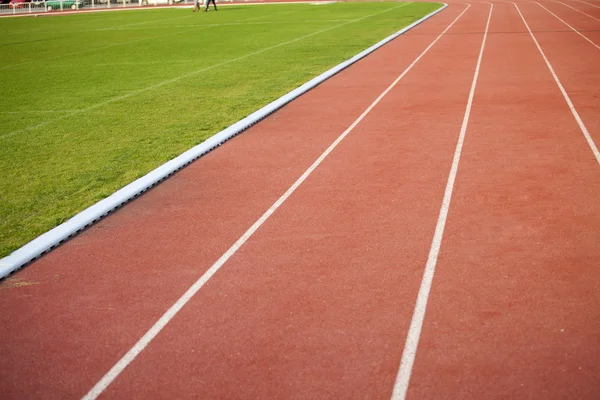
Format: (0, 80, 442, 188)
(516, 3, 600, 165)
(390, 4, 493, 400)
(81, 5, 469, 399)
(1, 3, 409, 141)
(553, 0, 600, 21)
(536, 2, 600, 49)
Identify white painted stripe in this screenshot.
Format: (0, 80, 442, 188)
(516, 3, 600, 165)
(0, 110, 82, 114)
(89, 10, 297, 32)
(536, 2, 600, 50)
(0, 3, 446, 275)
(0, 26, 210, 72)
(554, 0, 600, 22)
(390, 4, 492, 400)
(93, 19, 355, 32)
(80, 4, 460, 399)
(0, 10, 293, 69)
(1, 3, 409, 141)
(3, 8, 292, 70)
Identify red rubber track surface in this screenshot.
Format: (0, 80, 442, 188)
(1, 1, 599, 399)
(408, 2, 600, 399)
(544, 0, 600, 31)
(562, 0, 600, 20)
(526, 0, 600, 145)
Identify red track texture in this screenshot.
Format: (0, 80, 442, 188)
(1, 1, 599, 399)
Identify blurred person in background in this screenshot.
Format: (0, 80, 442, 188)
(205, 0, 216, 12)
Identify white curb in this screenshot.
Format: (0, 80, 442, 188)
(0, 3, 448, 279)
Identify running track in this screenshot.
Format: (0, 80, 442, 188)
(1, 1, 599, 398)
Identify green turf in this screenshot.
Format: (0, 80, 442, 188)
(0, 2, 442, 258)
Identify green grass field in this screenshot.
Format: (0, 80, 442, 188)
(0, 2, 442, 258)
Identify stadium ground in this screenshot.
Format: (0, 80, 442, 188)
(0, 1, 440, 258)
(1, 0, 599, 398)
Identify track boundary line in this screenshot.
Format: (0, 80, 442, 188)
(78, 4, 469, 399)
(0, 3, 446, 275)
(390, 3, 493, 399)
(515, 2, 600, 165)
(536, 2, 600, 49)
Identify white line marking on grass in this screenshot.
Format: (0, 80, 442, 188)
(80, 4, 461, 399)
(516, 3, 600, 165)
(0, 110, 82, 114)
(536, 2, 600, 49)
(91, 10, 296, 31)
(0, 11, 289, 70)
(0, 3, 410, 141)
(93, 19, 355, 31)
(76, 11, 200, 32)
(554, 0, 600, 21)
(0, 27, 207, 72)
(390, 3, 492, 400)
(101, 12, 198, 30)
(1, 2, 446, 279)
(59, 60, 196, 67)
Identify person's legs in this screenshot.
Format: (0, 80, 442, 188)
(205, 0, 216, 11)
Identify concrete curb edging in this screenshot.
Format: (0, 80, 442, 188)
(0, 3, 448, 279)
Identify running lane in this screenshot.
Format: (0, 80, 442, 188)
(407, 2, 600, 399)
(535, 0, 600, 46)
(563, 0, 600, 19)
(546, 0, 600, 22)
(517, 1, 600, 147)
(0, 4, 462, 399)
(88, 3, 492, 399)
